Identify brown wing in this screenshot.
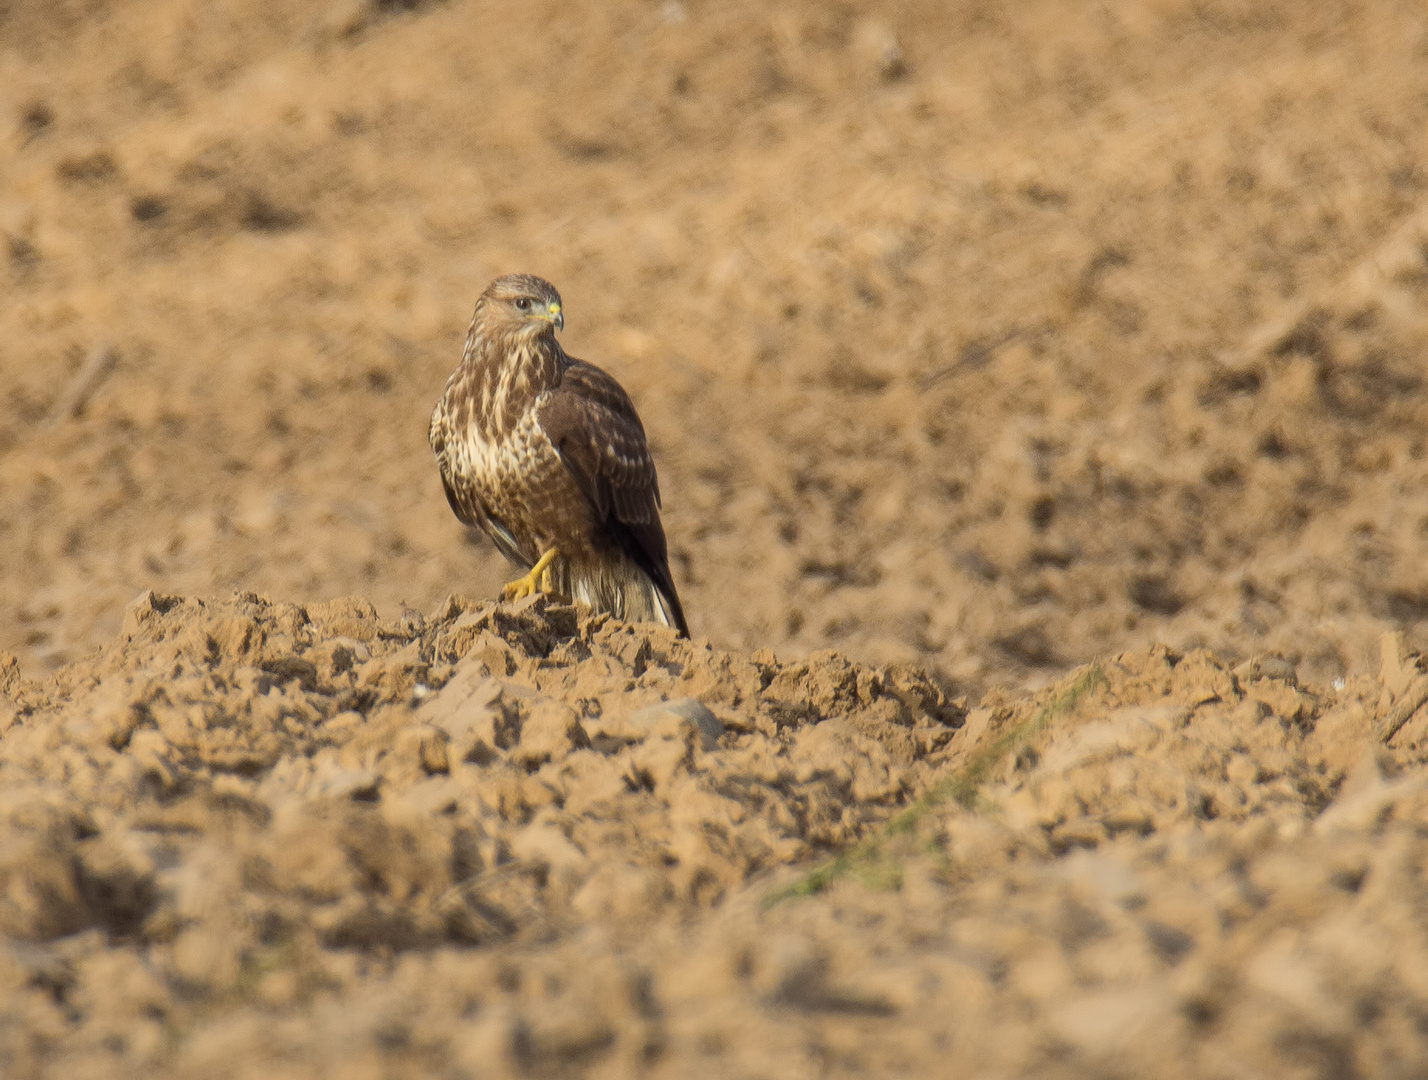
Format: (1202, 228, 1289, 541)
(536, 359, 688, 635)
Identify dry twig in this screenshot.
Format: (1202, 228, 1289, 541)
(45, 343, 117, 427)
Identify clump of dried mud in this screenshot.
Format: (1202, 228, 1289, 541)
(2, 592, 1427, 1078)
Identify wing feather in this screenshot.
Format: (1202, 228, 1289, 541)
(537, 360, 688, 635)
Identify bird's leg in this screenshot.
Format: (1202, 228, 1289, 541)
(502, 548, 558, 601)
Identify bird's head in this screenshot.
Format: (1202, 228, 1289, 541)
(478, 274, 564, 340)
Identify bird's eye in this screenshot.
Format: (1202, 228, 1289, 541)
(514, 297, 531, 311)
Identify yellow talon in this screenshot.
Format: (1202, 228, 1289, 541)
(502, 548, 558, 601)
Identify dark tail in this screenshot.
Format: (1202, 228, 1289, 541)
(610, 518, 690, 638)
(655, 576, 690, 638)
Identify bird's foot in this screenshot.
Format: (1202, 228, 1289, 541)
(502, 548, 558, 601)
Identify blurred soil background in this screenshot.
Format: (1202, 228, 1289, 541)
(3, 0, 1428, 692)
(5, 0, 1428, 1076)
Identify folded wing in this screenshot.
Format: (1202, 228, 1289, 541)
(536, 360, 688, 636)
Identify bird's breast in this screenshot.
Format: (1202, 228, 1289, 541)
(451, 396, 560, 495)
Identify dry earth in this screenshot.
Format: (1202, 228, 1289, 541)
(2, 593, 1428, 1078)
(5, 0, 1428, 1075)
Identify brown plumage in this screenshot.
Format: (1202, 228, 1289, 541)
(428, 273, 689, 636)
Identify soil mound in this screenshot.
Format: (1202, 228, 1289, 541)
(1, 593, 1426, 1077)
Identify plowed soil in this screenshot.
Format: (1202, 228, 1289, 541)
(5, 0, 1428, 1076)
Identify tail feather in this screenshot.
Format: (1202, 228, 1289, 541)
(652, 578, 690, 638)
(551, 556, 689, 637)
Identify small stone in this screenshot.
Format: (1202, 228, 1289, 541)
(1050, 818, 1107, 852)
(561, 751, 632, 816)
(571, 862, 671, 922)
(311, 636, 371, 681)
(390, 724, 451, 781)
(420, 728, 450, 774)
(1046, 988, 1175, 1058)
(854, 19, 907, 81)
(631, 727, 692, 792)
(305, 596, 381, 642)
(65, 691, 145, 751)
(307, 758, 380, 801)
(0, 652, 20, 694)
(127, 729, 179, 792)
(515, 701, 588, 767)
(591, 698, 723, 750)
(510, 822, 587, 875)
(120, 590, 184, 639)
(323, 711, 365, 738)
(169, 928, 241, 991)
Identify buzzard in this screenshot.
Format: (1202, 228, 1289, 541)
(429, 274, 689, 636)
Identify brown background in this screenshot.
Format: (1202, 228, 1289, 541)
(6, 3, 1428, 1076)
(5, 0, 1428, 695)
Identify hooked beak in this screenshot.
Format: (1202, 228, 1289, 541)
(547, 301, 564, 331)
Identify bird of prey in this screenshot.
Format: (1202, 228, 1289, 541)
(429, 273, 689, 636)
